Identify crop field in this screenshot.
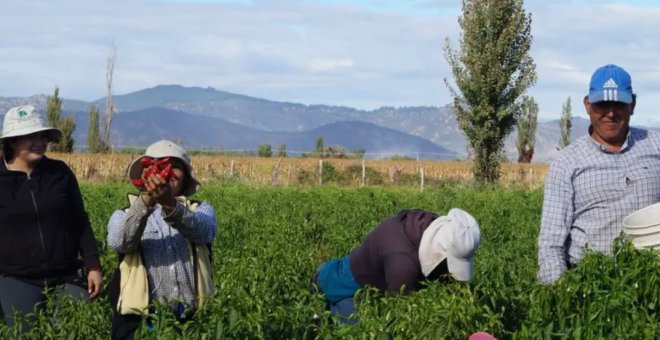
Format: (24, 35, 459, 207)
(48, 153, 549, 188)
(1, 182, 658, 339)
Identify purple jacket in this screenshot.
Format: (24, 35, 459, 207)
(349, 209, 438, 293)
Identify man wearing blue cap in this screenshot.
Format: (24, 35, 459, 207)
(538, 64, 660, 284)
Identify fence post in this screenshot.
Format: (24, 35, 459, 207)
(319, 159, 323, 186)
(361, 159, 366, 187)
(230, 160, 235, 177)
(287, 164, 292, 185)
(420, 167, 425, 192)
(271, 157, 283, 187)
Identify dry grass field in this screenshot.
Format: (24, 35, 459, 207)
(49, 152, 549, 188)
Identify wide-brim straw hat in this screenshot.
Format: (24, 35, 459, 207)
(622, 203, 660, 249)
(1, 105, 62, 142)
(128, 140, 200, 196)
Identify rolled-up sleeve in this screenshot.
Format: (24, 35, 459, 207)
(538, 162, 574, 284)
(162, 201, 216, 245)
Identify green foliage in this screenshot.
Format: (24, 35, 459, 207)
(388, 155, 416, 161)
(297, 161, 340, 185)
(46, 87, 77, 153)
(276, 143, 287, 157)
(559, 97, 572, 149)
(444, 0, 537, 183)
(352, 149, 366, 159)
(315, 136, 324, 156)
(1, 184, 658, 338)
(322, 145, 348, 159)
(86, 105, 108, 153)
(296, 163, 385, 186)
(257, 143, 273, 157)
(339, 164, 384, 186)
(518, 239, 660, 338)
(516, 96, 538, 163)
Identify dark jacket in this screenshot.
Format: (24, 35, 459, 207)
(349, 209, 438, 293)
(0, 156, 100, 286)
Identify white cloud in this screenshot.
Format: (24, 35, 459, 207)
(309, 58, 354, 71)
(0, 0, 658, 122)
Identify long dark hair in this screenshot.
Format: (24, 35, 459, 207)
(0, 138, 13, 161)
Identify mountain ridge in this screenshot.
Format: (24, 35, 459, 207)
(0, 85, 640, 162)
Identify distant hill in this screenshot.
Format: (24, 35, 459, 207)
(0, 85, 651, 162)
(45, 107, 456, 159)
(94, 85, 363, 132)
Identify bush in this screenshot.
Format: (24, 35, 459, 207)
(338, 165, 383, 186)
(516, 239, 660, 338)
(295, 162, 340, 185)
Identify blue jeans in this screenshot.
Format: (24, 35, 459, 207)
(0, 274, 87, 332)
(316, 255, 361, 324)
(330, 297, 357, 325)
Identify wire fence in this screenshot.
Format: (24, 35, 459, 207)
(50, 152, 548, 189)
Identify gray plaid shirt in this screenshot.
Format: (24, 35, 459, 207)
(538, 127, 660, 284)
(107, 196, 216, 309)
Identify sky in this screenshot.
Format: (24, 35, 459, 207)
(1, 0, 659, 124)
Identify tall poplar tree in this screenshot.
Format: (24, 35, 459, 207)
(559, 97, 572, 149)
(516, 96, 538, 163)
(46, 87, 76, 153)
(444, 0, 537, 183)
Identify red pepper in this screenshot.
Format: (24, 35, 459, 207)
(141, 157, 154, 167)
(132, 157, 179, 189)
(159, 163, 173, 178)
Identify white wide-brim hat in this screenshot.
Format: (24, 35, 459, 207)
(623, 203, 660, 249)
(419, 208, 481, 281)
(1, 105, 62, 142)
(128, 140, 200, 196)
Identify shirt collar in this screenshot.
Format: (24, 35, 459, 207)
(587, 126, 633, 154)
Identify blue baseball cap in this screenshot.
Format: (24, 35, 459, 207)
(588, 64, 633, 104)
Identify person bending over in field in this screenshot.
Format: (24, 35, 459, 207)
(311, 208, 480, 323)
(538, 64, 660, 284)
(0, 106, 102, 331)
(107, 140, 216, 340)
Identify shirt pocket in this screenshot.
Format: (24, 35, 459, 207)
(632, 165, 660, 207)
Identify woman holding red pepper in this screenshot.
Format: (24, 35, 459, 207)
(107, 140, 216, 340)
(0, 105, 102, 331)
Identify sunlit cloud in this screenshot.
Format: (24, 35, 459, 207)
(0, 0, 658, 123)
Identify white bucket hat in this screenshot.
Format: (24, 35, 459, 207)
(1, 105, 62, 142)
(128, 140, 200, 196)
(418, 208, 481, 281)
(623, 203, 660, 250)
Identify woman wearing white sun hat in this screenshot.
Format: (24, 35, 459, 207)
(0, 105, 102, 330)
(107, 140, 216, 339)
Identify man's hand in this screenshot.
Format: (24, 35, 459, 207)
(87, 269, 103, 299)
(144, 173, 177, 213)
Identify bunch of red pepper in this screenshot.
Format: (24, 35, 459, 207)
(132, 157, 179, 189)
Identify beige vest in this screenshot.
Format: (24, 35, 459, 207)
(116, 195, 215, 315)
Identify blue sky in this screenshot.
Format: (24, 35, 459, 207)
(1, 0, 659, 125)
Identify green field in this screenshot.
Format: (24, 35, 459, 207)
(1, 183, 658, 339)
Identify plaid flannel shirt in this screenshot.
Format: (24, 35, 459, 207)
(538, 127, 660, 284)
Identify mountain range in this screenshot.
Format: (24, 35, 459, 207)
(0, 85, 610, 162)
